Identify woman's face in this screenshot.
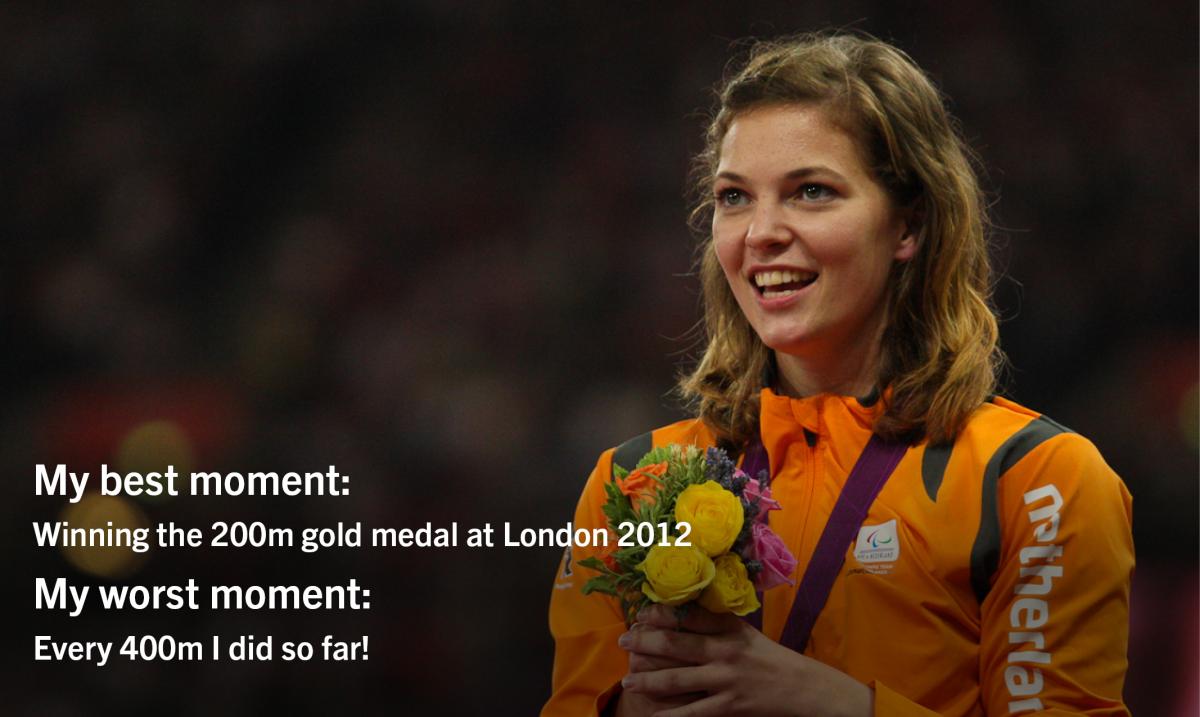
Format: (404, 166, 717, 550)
(712, 103, 916, 365)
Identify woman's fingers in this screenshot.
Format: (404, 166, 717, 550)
(650, 693, 733, 717)
(618, 625, 723, 663)
(622, 622, 699, 672)
(612, 689, 696, 717)
(635, 604, 742, 635)
(627, 650, 688, 673)
(621, 665, 719, 697)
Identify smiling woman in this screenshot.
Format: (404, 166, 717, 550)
(543, 33, 1133, 717)
(710, 104, 917, 399)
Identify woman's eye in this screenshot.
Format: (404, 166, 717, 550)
(716, 188, 748, 207)
(799, 184, 835, 201)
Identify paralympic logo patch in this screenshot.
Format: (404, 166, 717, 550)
(561, 545, 573, 577)
(553, 546, 576, 590)
(854, 519, 900, 564)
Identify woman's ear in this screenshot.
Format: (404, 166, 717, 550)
(893, 200, 924, 262)
(894, 227, 918, 262)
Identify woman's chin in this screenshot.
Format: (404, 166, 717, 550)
(756, 330, 819, 357)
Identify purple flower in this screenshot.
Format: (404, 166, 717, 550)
(750, 522, 797, 591)
(705, 447, 737, 490)
(743, 478, 781, 521)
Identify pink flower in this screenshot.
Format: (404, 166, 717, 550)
(744, 478, 781, 521)
(750, 522, 797, 590)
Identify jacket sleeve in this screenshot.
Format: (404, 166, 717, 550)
(978, 432, 1134, 716)
(542, 448, 628, 717)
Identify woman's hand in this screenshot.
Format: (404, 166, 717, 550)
(612, 688, 695, 717)
(614, 623, 701, 717)
(616, 605, 874, 717)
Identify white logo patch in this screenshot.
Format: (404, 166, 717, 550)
(561, 545, 574, 577)
(855, 519, 900, 564)
(554, 545, 575, 589)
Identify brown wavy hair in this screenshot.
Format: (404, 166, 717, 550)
(678, 32, 1002, 447)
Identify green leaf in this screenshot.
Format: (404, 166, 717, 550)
(582, 576, 618, 597)
(633, 446, 672, 470)
(600, 481, 636, 531)
(576, 556, 611, 574)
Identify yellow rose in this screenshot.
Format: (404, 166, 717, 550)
(674, 480, 744, 557)
(638, 545, 716, 606)
(698, 553, 761, 616)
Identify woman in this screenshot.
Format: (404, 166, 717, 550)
(544, 33, 1133, 716)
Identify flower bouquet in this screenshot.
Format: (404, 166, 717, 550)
(578, 444, 797, 624)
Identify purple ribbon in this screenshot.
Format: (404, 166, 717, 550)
(741, 435, 907, 652)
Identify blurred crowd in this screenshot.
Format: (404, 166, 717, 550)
(4, 2, 1196, 715)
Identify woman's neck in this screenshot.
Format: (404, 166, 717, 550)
(772, 326, 885, 399)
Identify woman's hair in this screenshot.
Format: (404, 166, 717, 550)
(678, 32, 1002, 447)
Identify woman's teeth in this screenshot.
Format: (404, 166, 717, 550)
(754, 269, 817, 297)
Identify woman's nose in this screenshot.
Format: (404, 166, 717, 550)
(744, 200, 792, 250)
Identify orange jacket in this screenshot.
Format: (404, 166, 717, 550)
(544, 388, 1133, 716)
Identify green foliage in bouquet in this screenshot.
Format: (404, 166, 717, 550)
(577, 445, 709, 624)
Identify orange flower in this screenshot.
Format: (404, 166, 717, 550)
(618, 461, 668, 508)
(598, 543, 620, 572)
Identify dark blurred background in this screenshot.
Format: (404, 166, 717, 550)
(4, 2, 1196, 715)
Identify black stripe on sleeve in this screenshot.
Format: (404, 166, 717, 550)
(921, 441, 954, 502)
(611, 431, 653, 479)
(969, 416, 1070, 604)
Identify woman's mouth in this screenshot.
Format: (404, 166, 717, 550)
(753, 269, 818, 298)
